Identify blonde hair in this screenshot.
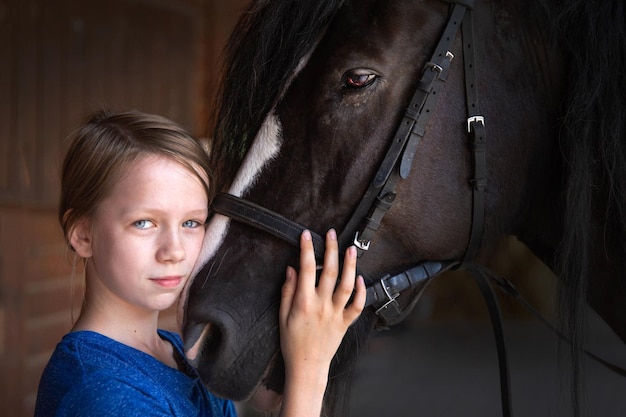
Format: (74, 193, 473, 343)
(59, 109, 214, 248)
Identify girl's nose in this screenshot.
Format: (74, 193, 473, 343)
(157, 230, 186, 263)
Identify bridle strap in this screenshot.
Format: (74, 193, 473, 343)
(467, 265, 512, 417)
(475, 264, 626, 378)
(211, 193, 327, 261)
(366, 260, 458, 324)
(461, 5, 486, 264)
(337, 2, 468, 255)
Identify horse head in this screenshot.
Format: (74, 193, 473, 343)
(181, 0, 626, 415)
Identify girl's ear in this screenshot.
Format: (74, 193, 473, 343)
(69, 219, 93, 258)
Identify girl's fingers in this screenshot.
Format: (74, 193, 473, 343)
(332, 245, 357, 306)
(346, 275, 366, 321)
(317, 229, 339, 294)
(280, 228, 365, 373)
(279, 266, 297, 324)
(296, 230, 317, 298)
(286, 228, 365, 327)
(333, 246, 365, 325)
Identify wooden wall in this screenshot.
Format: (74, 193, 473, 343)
(0, 0, 247, 415)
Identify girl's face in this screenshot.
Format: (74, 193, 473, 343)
(75, 155, 209, 314)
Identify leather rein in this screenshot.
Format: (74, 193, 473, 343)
(208, 2, 626, 416)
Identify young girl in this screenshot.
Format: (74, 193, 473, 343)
(34, 110, 365, 417)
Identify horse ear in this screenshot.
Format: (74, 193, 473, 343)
(68, 217, 93, 258)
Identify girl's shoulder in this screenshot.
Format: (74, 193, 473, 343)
(37, 330, 237, 416)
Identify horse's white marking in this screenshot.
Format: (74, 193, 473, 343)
(178, 213, 232, 328)
(229, 112, 282, 196)
(191, 40, 318, 283)
(194, 113, 283, 276)
(178, 113, 284, 330)
(179, 44, 318, 339)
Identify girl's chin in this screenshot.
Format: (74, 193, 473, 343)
(246, 385, 283, 412)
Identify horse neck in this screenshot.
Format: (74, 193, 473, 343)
(478, 0, 566, 270)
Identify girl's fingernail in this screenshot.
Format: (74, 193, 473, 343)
(286, 266, 295, 280)
(328, 228, 337, 240)
(302, 230, 312, 240)
(348, 245, 356, 257)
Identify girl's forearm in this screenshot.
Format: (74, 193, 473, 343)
(279, 367, 329, 417)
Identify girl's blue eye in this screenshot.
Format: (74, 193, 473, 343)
(134, 220, 153, 230)
(183, 220, 201, 228)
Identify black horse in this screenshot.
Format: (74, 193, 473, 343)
(181, 0, 626, 415)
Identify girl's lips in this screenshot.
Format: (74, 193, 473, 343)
(151, 276, 183, 288)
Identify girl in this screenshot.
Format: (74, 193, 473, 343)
(35, 110, 365, 417)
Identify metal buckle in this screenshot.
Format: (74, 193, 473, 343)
(427, 51, 455, 74)
(374, 276, 400, 316)
(426, 62, 444, 74)
(467, 115, 485, 132)
(353, 231, 371, 251)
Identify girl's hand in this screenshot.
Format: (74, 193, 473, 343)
(278, 228, 365, 417)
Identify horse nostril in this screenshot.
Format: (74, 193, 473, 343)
(183, 321, 226, 365)
(183, 322, 211, 360)
(201, 323, 223, 360)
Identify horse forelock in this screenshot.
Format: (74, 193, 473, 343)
(211, 0, 347, 188)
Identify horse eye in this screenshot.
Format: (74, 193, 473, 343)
(343, 70, 377, 89)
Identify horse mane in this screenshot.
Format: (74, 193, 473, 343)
(208, 0, 347, 191)
(552, 0, 626, 414)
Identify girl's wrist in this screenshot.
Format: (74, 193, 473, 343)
(283, 357, 331, 386)
(280, 370, 328, 417)
(285, 368, 328, 390)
